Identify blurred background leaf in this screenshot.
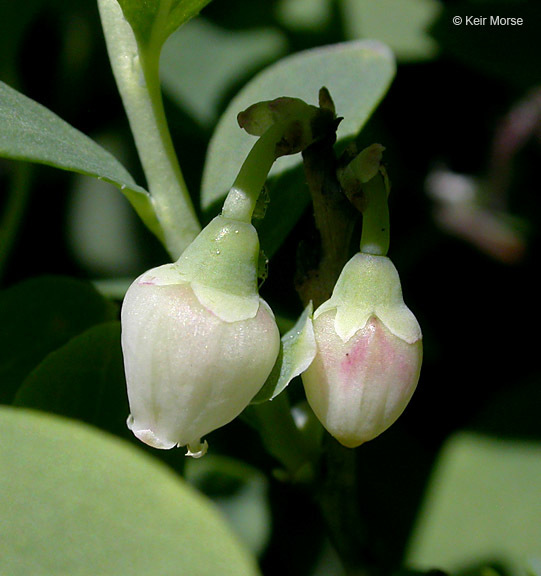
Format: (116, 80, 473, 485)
(1, 1, 540, 575)
(341, 0, 441, 62)
(275, 0, 333, 32)
(406, 432, 541, 575)
(161, 17, 287, 129)
(65, 132, 146, 279)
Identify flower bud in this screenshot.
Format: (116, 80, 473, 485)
(121, 215, 280, 456)
(302, 253, 422, 448)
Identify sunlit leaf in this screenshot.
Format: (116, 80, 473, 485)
(0, 406, 261, 576)
(0, 81, 164, 243)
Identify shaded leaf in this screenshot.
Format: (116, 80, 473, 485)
(0, 0, 44, 83)
(470, 377, 541, 442)
(254, 167, 310, 258)
(185, 455, 271, 557)
(0, 276, 117, 404)
(117, 0, 212, 48)
(14, 322, 128, 438)
(0, 406, 261, 576)
(0, 81, 164, 243)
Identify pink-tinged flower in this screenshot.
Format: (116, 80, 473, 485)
(302, 253, 422, 448)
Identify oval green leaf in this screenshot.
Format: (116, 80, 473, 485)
(0, 406, 261, 576)
(200, 39, 396, 213)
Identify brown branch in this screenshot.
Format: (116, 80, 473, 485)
(295, 135, 358, 309)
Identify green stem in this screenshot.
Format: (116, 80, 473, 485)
(98, 0, 200, 259)
(247, 392, 315, 480)
(221, 123, 284, 223)
(314, 438, 375, 576)
(359, 171, 390, 256)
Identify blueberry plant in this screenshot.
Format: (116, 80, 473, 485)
(1, 1, 540, 576)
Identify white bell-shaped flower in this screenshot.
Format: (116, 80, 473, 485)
(121, 215, 280, 456)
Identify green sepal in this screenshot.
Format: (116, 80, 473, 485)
(174, 215, 260, 322)
(315, 253, 421, 344)
(251, 303, 316, 404)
